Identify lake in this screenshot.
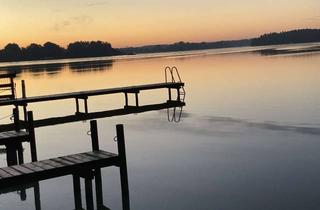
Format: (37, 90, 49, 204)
(1, 43, 320, 210)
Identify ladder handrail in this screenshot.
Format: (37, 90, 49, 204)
(165, 66, 182, 83)
(165, 66, 186, 123)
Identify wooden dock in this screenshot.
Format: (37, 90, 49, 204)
(0, 120, 130, 210)
(0, 82, 184, 107)
(0, 80, 185, 127)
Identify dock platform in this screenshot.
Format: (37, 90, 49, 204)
(0, 120, 130, 210)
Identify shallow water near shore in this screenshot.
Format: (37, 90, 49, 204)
(1, 43, 320, 210)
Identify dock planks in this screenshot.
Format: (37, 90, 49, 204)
(0, 82, 184, 106)
(0, 150, 118, 188)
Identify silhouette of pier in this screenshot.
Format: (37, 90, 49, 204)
(0, 118, 129, 210)
(0, 67, 186, 209)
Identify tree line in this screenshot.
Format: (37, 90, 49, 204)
(0, 41, 122, 62)
(251, 29, 320, 46)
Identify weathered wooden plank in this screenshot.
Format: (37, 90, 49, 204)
(22, 163, 44, 172)
(0, 169, 12, 178)
(2, 167, 22, 176)
(11, 165, 34, 174)
(72, 154, 99, 162)
(32, 161, 55, 170)
(86, 151, 114, 159)
(60, 156, 84, 164)
(0, 149, 119, 190)
(52, 157, 75, 166)
(41, 159, 64, 168)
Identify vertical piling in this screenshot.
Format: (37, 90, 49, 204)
(90, 120, 105, 209)
(75, 98, 80, 114)
(85, 177, 94, 210)
(27, 111, 37, 162)
(116, 124, 130, 210)
(168, 88, 172, 101)
(135, 92, 139, 107)
(90, 120, 99, 151)
(13, 108, 20, 131)
(21, 80, 28, 122)
(34, 182, 41, 210)
(6, 143, 18, 166)
(84, 97, 88, 114)
(73, 174, 83, 210)
(124, 92, 128, 108)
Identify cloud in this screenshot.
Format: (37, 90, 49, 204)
(53, 15, 93, 31)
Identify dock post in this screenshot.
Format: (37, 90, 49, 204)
(116, 124, 130, 210)
(73, 174, 83, 210)
(21, 80, 28, 122)
(124, 92, 128, 108)
(85, 176, 94, 210)
(34, 182, 41, 210)
(168, 88, 172, 101)
(135, 92, 139, 107)
(17, 143, 24, 165)
(13, 108, 20, 131)
(177, 88, 181, 101)
(90, 120, 106, 209)
(6, 143, 18, 166)
(75, 98, 80, 114)
(90, 120, 99, 151)
(10, 76, 15, 99)
(27, 111, 38, 162)
(84, 97, 88, 114)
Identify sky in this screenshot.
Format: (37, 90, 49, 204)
(0, 0, 319, 48)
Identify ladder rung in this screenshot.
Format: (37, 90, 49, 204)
(0, 84, 13, 88)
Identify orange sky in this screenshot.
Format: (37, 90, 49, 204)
(0, 0, 319, 48)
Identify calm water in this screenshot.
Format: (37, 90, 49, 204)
(1, 44, 320, 210)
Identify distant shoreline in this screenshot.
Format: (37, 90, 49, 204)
(1, 42, 320, 70)
(0, 29, 319, 65)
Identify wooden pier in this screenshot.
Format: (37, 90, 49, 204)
(0, 67, 186, 209)
(0, 80, 185, 127)
(0, 119, 130, 210)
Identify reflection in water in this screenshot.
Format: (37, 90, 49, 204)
(0, 60, 114, 76)
(256, 45, 320, 56)
(69, 60, 113, 73)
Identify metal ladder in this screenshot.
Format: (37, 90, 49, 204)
(165, 66, 185, 123)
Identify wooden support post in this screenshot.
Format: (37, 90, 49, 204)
(13, 108, 20, 131)
(6, 143, 18, 166)
(95, 168, 104, 209)
(20, 189, 27, 201)
(85, 177, 94, 210)
(116, 124, 130, 210)
(21, 80, 28, 122)
(177, 88, 181, 101)
(84, 97, 88, 114)
(10, 77, 15, 99)
(75, 98, 80, 114)
(73, 174, 83, 210)
(124, 92, 128, 108)
(90, 120, 99, 151)
(135, 92, 139, 107)
(168, 88, 172, 101)
(34, 182, 41, 210)
(27, 111, 38, 162)
(17, 142, 24, 165)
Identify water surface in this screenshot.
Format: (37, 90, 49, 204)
(0, 43, 320, 210)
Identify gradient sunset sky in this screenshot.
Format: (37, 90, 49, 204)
(1, 0, 319, 48)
